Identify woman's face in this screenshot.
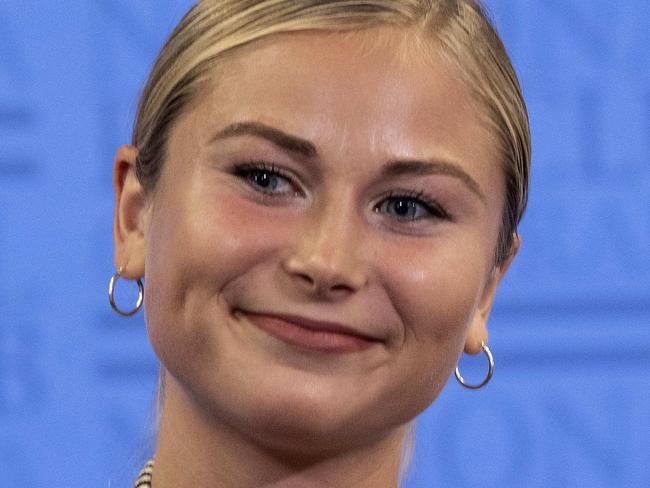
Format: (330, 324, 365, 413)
(117, 28, 513, 453)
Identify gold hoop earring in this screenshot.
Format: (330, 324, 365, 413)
(108, 268, 144, 317)
(455, 342, 494, 390)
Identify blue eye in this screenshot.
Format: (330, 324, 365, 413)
(233, 162, 297, 195)
(247, 169, 283, 191)
(376, 192, 450, 222)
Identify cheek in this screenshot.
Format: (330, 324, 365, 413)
(385, 234, 486, 332)
(142, 186, 293, 366)
(370, 236, 483, 415)
(377, 235, 488, 397)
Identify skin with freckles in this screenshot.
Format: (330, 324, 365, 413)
(113, 27, 518, 488)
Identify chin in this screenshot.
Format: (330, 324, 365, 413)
(205, 372, 397, 457)
(243, 402, 396, 459)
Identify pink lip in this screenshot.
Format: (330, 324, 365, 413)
(239, 311, 380, 353)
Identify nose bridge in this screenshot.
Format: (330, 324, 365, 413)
(310, 189, 356, 254)
(284, 187, 367, 295)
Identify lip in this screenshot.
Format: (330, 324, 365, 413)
(237, 310, 381, 353)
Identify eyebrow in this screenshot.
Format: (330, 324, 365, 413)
(211, 121, 317, 158)
(380, 159, 486, 202)
(211, 121, 485, 201)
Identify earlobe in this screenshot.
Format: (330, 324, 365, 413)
(463, 321, 488, 355)
(113, 144, 149, 279)
(463, 234, 521, 354)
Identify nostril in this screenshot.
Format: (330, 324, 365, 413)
(331, 283, 352, 293)
(296, 272, 315, 285)
(281, 254, 366, 297)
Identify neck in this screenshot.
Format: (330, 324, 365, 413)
(151, 374, 407, 488)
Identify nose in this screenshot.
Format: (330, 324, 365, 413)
(281, 196, 368, 300)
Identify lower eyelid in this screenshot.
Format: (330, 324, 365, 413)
(377, 194, 451, 221)
(231, 166, 450, 218)
(233, 164, 304, 197)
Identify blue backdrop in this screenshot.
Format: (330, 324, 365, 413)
(1, 1, 648, 487)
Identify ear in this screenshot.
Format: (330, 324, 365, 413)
(463, 235, 521, 354)
(113, 145, 150, 279)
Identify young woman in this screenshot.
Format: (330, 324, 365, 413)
(109, 1, 530, 486)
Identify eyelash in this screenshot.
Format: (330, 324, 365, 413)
(231, 161, 452, 222)
(377, 190, 451, 221)
(232, 161, 301, 196)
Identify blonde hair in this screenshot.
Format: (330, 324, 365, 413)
(132, 0, 530, 482)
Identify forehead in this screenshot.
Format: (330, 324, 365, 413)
(180, 27, 501, 194)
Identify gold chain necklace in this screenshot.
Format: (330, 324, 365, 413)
(131, 459, 154, 488)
